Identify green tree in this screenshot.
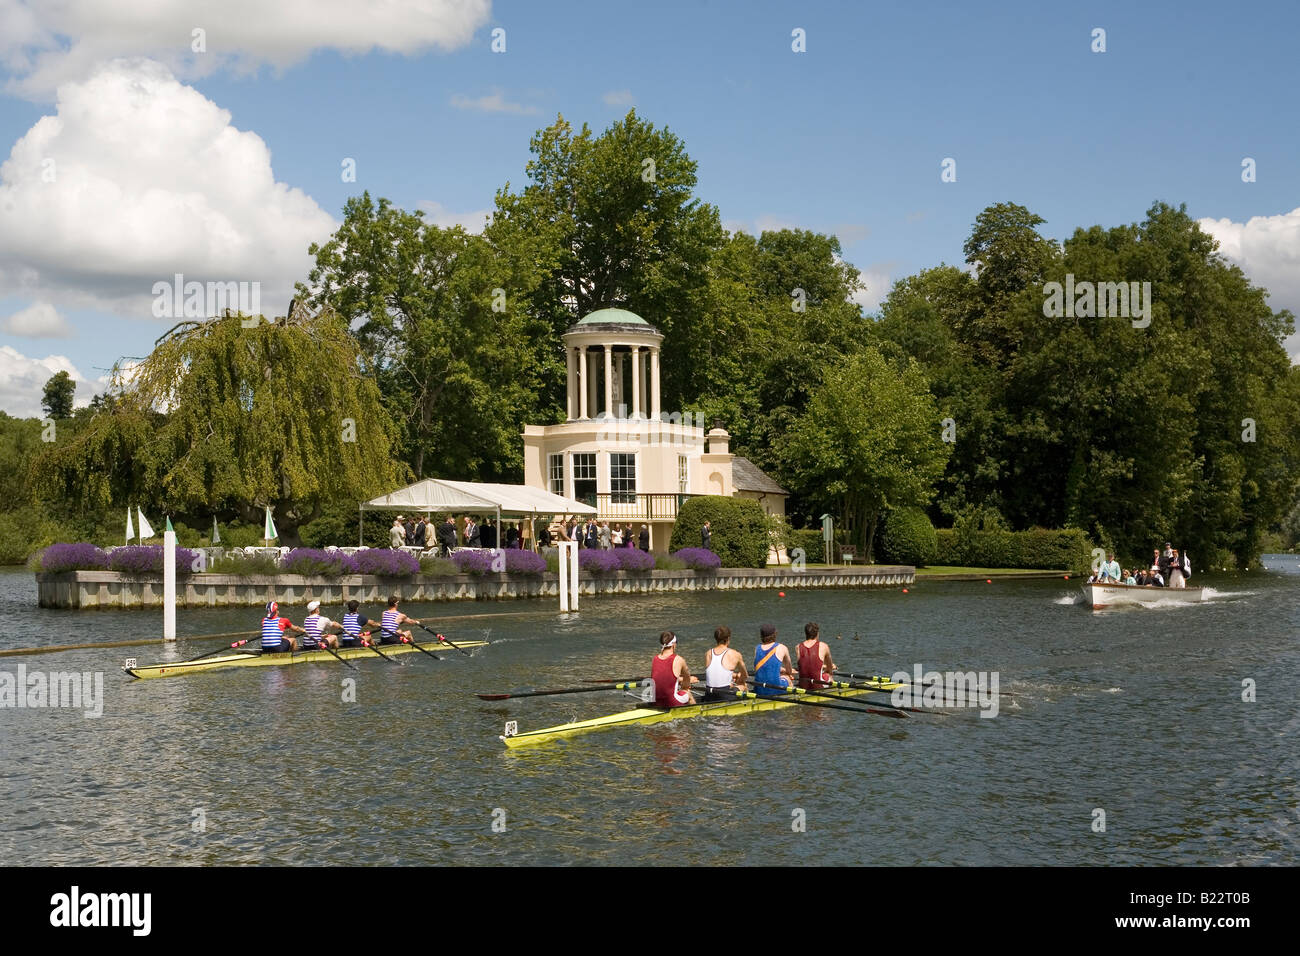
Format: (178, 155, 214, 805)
(301, 193, 556, 480)
(778, 348, 950, 559)
(31, 311, 401, 542)
(41, 371, 75, 419)
(491, 111, 725, 409)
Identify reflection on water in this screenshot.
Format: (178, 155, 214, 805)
(0, 561, 1297, 864)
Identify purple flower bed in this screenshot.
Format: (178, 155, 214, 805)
(578, 549, 621, 575)
(283, 548, 359, 577)
(672, 547, 722, 571)
(107, 544, 199, 576)
(354, 548, 420, 578)
(504, 549, 546, 576)
(41, 542, 109, 573)
(452, 549, 495, 575)
(615, 548, 655, 572)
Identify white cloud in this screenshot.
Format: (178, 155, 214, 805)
(450, 89, 539, 115)
(1199, 207, 1300, 361)
(850, 263, 897, 314)
(602, 89, 634, 107)
(1, 0, 491, 98)
(415, 200, 492, 233)
(0, 344, 106, 416)
(1, 300, 70, 337)
(0, 59, 338, 321)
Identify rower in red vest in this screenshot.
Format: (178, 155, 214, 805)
(796, 621, 835, 689)
(651, 632, 696, 707)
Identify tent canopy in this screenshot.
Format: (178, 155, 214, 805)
(361, 478, 596, 517)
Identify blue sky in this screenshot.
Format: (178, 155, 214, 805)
(0, 0, 1297, 415)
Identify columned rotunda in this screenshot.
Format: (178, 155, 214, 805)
(523, 308, 787, 553)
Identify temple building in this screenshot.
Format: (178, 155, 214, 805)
(522, 308, 787, 551)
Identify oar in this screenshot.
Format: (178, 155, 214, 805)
(305, 641, 357, 670)
(476, 681, 644, 701)
(415, 622, 473, 657)
(394, 633, 442, 661)
(182, 636, 260, 663)
(836, 670, 1019, 699)
(802, 679, 948, 715)
(358, 636, 402, 664)
(731, 685, 907, 718)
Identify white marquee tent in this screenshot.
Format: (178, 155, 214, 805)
(359, 478, 596, 545)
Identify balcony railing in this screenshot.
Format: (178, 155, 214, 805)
(587, 493, 694, 521)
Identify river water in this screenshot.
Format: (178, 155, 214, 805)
(1, 559, 1296, 865)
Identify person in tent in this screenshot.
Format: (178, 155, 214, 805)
(259, 601, 305, 653)
(796, 622, 835, 690)
(651, 632, 696, 707)
(379, 595, 422, 646)
(753, 624, 794, 697)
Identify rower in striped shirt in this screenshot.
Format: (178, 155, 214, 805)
(301, 600, 344, 650)
(339, 599, 382, 647)
(379, 595, 423, 646)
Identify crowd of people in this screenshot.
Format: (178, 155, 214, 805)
(385, 514, 714, 556)
(1087, 543, 1193, 588)
(650, 621, 835, 707)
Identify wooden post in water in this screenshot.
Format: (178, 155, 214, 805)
(558, 541, 578, 613)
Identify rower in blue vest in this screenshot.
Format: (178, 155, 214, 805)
(753, 624, 794, 697)
(379, 595, 422, 645)
(260, 601, 305, 653)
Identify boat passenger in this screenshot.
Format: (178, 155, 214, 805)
(651, 631, 696, 707)
(796, 622, 835, 690)
(339, 599, 380, 647)
(301, 600, 342, 650)
(1102, 553, 1121, 582)
(1168, 549, 1185, 589)
(753, 624, 794, 697)
(702, 625, 748, 699)
(1148, 565, 1165, 587)
(260, 601, 303, 653)
(1123, 569, 1137, 585)
(379, 595, 421, 645)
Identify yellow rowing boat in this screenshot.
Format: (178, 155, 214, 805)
(125, 639, 489, 679)
(500, 676, 905, 748)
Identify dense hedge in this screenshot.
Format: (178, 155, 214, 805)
(878, 508, 938, 566)
(935, 527, 1094, 570)
(669, 496, 769, 569)
(783, 528, 825, 564)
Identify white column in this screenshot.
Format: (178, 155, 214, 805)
(163, 528, 176, 641)
(566, 347, 577, 420)
(587, 351, 598, 419)
(578, 348, 589, 420)
(651, 348, 661, 419)
(631, 347, 642, 418)
(603, 346, 613, 419)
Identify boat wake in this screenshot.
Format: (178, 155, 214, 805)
(1053, 593, 1084, 605)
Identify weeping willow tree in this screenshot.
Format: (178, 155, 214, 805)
(31, 308, 404, 541)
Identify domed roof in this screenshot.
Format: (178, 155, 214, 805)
(575, 307, 651, 327)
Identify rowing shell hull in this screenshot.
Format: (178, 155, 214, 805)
(1081, 582, 1204, 610)
(124, 640, 489, 679)
(501, 678, 905, 749)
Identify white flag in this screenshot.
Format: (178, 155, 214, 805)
(126, 507, 134, 544)
(212, 516, 221, 545)
(263, 506, 277, 541)
(137, 507, 155, 540)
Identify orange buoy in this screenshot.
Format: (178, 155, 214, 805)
(986, 579, 992, 583)
(778, 591, 785, 597)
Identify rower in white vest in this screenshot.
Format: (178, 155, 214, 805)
(379, 595, 422, 646)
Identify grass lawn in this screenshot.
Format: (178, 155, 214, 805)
(914, 566, 1067, 576)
